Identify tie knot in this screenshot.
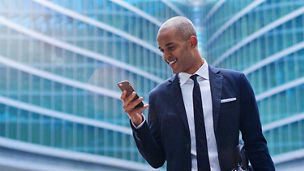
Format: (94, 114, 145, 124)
(190, 74, 198, 81)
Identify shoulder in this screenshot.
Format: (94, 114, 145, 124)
(210, 66, 249, 88)
(213, 66, 244, 78)
(149, 75, 174, 97)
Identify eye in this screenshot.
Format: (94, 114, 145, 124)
(168, 46, 175, 51)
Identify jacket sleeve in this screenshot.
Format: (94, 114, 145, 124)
(239, 73, 275, 171)
(130, 92, 165, 168)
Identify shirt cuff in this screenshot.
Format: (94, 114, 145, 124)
(131, 114, 146, 129)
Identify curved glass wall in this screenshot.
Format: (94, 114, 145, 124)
(0, 25, 159, 100)
(203, 0, 304, 158)
(206, 0, 253, 42)
(0, 103, 143, 162)
(258, 84, 304, 125)
(206, 0, 304, 65)
(0, 0, 190, 168)
(123, 0, 185, 21)
(264, 118, 304, 156)
(46, 0, 161, 46)
(0, 0, 172, 80)
(44, 0, 189, 47)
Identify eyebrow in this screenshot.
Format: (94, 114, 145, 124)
(159, 42, 175, 51)
(165, 42, 174, 47)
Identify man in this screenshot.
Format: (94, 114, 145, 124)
(120, 16, 275, 171)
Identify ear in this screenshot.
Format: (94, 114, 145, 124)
(189, 36, 197, 48)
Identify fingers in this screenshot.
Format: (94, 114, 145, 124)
(128, 96, 143, 109)
(126, 92, 136, 105)
(129, 104, 149, 125)
(124, 96, 144, 113)
(140, 104, 149, 112)
(131, 104, 149, 114)
(120, 90, 127, 101)
(127, 104, 149, 124)
(120, 90, 149, 124)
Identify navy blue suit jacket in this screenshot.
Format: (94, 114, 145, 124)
(131, 66, 275, 171)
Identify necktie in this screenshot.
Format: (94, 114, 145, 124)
(190, 74, 210, 171)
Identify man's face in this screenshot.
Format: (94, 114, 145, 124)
(157, 28, 193, 74)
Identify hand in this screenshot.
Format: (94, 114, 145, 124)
(120, 90, 149, 126)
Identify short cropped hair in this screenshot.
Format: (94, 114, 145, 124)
(158, 16, 197, 40)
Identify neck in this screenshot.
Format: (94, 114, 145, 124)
(187, 57, 204, 74)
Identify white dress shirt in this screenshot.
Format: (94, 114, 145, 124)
(179, 61, 221, 171)
(134, 61, 220, 170)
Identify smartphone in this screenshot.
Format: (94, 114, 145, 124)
(117, 80, 144, 109)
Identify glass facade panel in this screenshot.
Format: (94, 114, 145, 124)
(0, 104, 140, 162)
(0, 0, 190, 168)
(203, 0, 304, 159)
(2, 0, 303, 169)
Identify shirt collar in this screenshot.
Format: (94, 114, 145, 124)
(179, 59, 209, 86)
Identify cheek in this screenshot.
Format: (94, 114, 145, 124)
(178, 51, 188, 61)
(173, 49, 183, 58)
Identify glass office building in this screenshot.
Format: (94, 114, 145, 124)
(0, 0, 188, 170)
(203, 0, 304, 170)
(1, 0, 303, 170)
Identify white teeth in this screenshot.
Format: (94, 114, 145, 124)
(168, 59, 177, 65)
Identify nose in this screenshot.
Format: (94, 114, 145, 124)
(162, 50, 171, 63)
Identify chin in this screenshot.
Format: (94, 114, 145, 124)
(171, 69, 179, 74)
(170, 66, 180, 74)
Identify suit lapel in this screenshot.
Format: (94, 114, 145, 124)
(167, 67, 222, 135)
(168, 74, 190, 134)
(209, 66, 222, 133)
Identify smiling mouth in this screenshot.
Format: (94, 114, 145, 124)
(168, 59, 177, 66)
